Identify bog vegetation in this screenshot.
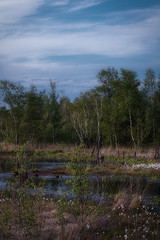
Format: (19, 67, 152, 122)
(0, 145, 160, 239)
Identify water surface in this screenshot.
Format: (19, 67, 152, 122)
(1, 160, 160, 203)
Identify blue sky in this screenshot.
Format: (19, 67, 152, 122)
(0, 0, 160, 100)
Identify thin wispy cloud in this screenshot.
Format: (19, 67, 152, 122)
(0, 0, 44, 25)
(1, 8, 160, 59)
(51, 0, 69, 7)
(104, 6, 160, 24)
(68, 0, 103, 12)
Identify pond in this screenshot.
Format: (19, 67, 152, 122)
(1, 160, 160, 204)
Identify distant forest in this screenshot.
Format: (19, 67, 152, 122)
(0, 67, 160, 147)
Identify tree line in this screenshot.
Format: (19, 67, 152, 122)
(0, 67, 160, 148)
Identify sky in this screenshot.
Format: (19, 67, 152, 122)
(0, 0, 160, 100)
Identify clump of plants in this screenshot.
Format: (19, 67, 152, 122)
(109, 204, 160, 239)
(54, 144, 93, 238)
(66, 145, 91, 223)
(0, 143, 44, 239)
(54, 192, 68, 239)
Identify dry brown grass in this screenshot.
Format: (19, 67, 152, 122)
(0, 197, 111, 240)
(101, 145, 157, 159)
(0, 142, 17, 152)
(113, 190, 128, 208)
(32, 143, 75, 153)
(1, 196, 160, 240)
(129, 194, 143, 209)
(0, 141, 159, 160)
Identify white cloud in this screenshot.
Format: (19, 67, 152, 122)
(0, 0, 44, 24)
(0, 11, 160, 60)
(0, 56, 98, 99)
(69, 0, 103, 12)
(0, 5, 159, 60)
(51, 0, 69, 6)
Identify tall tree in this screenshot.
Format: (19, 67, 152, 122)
(89, 89, 103, 163)
(0, 107, 10, 141)
(0, 80, 25, 144)
(97, 67, 143, 147)
(143, 68, 159, 144)
(143, 68, 157, 97)
(119, 69, 141, 147)
(22, 85, 45, 143)
(44, 81, 61, 143)
(59, 96, 75, 143)
(96, 67, 120, 146)
(69, 92, 96, 147)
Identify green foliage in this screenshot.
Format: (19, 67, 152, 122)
(66, 144, 91, 223)
(0, 199, 14, 239)
(0, 80, 25, 144)
(69, 92, 96, 147)
(0, 67, 160, 147)
(0, 143, 44, 238)
(67, 145, 89, 202)
(55, 191, 68, 236)
(54, 144, 92, 235)
(0, 107, 10, 141)
(21, 85, 45, 143)
(44, 80, 62, 143)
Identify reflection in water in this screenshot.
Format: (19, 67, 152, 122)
(0, 173, 11, 189)
(30, 174, 160, 201)
(0, 161, 14, 173)
(0, 161, 160, 201)
(30, 161, 66, 170)
(40, 176, 72, 197)
(89, 175, 160, 199)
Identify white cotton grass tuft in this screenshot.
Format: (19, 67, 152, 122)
(132, 163, 160, 170)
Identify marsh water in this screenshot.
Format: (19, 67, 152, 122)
(1, 160, 160, 203)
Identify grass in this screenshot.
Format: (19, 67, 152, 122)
(0, 194, 160, 240)
(87, 162, 160, 178)
(0, 142, 159, 158)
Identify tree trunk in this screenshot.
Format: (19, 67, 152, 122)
(15, 132, 19, 145)
(129, 109, 136, 147)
